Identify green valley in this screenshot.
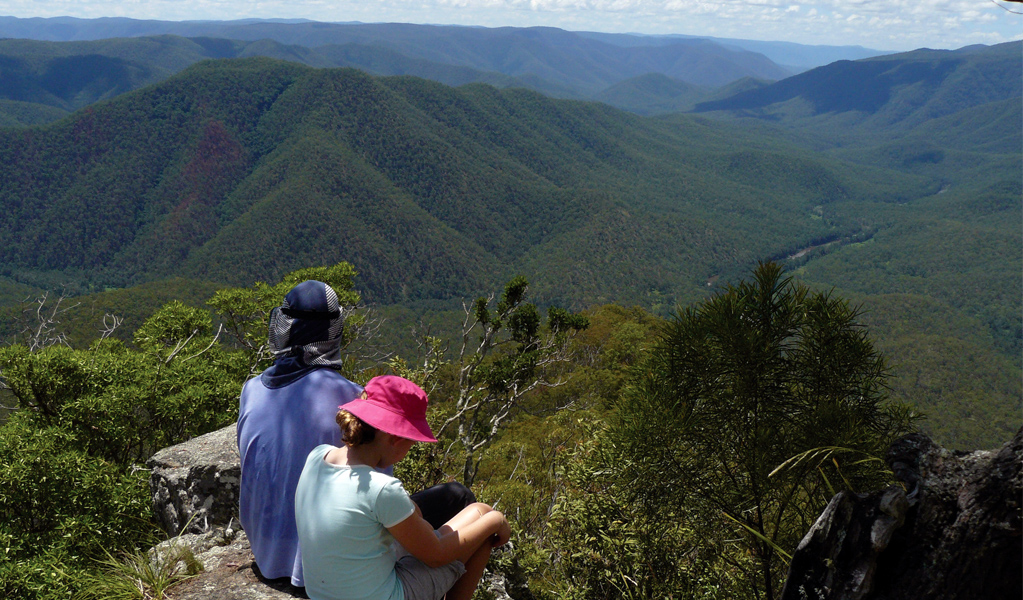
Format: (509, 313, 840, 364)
(0, 43, 1018, 450)
(0, 33, 1018, 599)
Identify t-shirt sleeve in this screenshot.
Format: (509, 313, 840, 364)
(375, 477, 416, 528)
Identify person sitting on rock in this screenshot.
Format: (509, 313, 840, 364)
(295, 375, 510, 600)
(237, 280, 475, 589)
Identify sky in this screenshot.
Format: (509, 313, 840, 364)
(0, 0, 1019, 51)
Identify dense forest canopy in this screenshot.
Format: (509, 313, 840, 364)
(0, 41, 1017, 452)
(0, 29, 1018, 600)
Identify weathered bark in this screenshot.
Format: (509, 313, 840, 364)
(781, 429, 1022, 600)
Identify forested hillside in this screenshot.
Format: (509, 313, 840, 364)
(0, 32, 1017, 600)
(694, 41, 1022, 136)
(0, 57, 921, 303)
(681, 41, 1023, 449)
(0, 51, 1018, 449)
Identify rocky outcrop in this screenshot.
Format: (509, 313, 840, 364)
(147, 424, 532, 600)
(154, 527, 307, 600)
(148, 423, 241, 536)
(482, 543, 537, 600)
(781, 428, 1022, 600)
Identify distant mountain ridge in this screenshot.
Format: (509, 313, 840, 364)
(576, 31, 890, 72)
(0, 16, 880, 69)
(0, 17, 799, 94)
(693, 42, 1022, 133)
(0, 35, 544, 125)
(0, 17, 1008, 127)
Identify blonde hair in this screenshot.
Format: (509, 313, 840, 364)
(337, 409, 377, 447)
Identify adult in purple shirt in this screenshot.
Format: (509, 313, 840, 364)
(237, 280, 475, 589)
(238, 280, 363, 587)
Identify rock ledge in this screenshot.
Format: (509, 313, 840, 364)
(781, 429, 1022, 600)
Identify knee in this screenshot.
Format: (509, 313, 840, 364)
(468, 502, 492, 515)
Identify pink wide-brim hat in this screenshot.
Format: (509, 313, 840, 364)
(341, 375, 438, 443)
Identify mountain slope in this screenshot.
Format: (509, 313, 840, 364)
(0, 57, 1015, 449)
(0, 57, 931, 306)
(0, 35, 539, 119)
(595, 73, 710, 115)
(576, 31, 891, 71)
(694, 42, 1022, 134)
(172, 23, 794, 89)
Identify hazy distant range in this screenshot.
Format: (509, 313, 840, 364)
(0, 16, 889, 79)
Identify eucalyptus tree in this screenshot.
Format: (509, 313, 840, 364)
(436, 276, 588, 486)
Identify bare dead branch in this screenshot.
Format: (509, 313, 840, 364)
(99, 313, 123, 340)
(343, 306, 393, 366)
(163, 329, 201, 364)
(20, 289, 79, 352)
(182, 324, 224, 362)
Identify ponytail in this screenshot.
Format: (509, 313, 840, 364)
(337, 409, 377, 447)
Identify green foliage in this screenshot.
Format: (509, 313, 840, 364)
(0, 278, 224, 350)
(609, 263, 915, 599)
(72, 543, 203, 600)
(550, 429, 744, 600)
(0, 261, 385, 598)
(0, 294, 252, 596)
(0, 335, 243, 466)
(207, 262, 360, 372)
(133, 301, 212, 353)
(0, 420, 153, 600)
(439, 305, 662, 598)
(434, 277, 588, 485)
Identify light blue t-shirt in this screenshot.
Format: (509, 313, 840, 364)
(237, 369, 363, 587)
(295, 445, 417, 600)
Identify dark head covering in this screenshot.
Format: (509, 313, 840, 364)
(260, 280, 346, 388)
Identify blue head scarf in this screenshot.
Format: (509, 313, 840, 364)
(260, 280, 346, 389)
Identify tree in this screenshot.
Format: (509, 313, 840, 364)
(0, 302, 242, 599)
(612, 262, 915, 599)
(0, 263, 368, 599)
(206, 262, 365, 376)
(435, 276, 588, 486)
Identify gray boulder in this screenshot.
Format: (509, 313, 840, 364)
(781, 428, 1022, 600)
(155, 527, 306, 600)
(148, 423, 241, 536)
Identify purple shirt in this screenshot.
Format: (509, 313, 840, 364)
(237, 368, 362, 587)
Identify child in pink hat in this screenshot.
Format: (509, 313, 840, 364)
(295, 375, 511, 600)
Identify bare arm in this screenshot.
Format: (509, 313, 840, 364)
(388, 503, 509, 568)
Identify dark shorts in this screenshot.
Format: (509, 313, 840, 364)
(410, 482, 476, 529)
